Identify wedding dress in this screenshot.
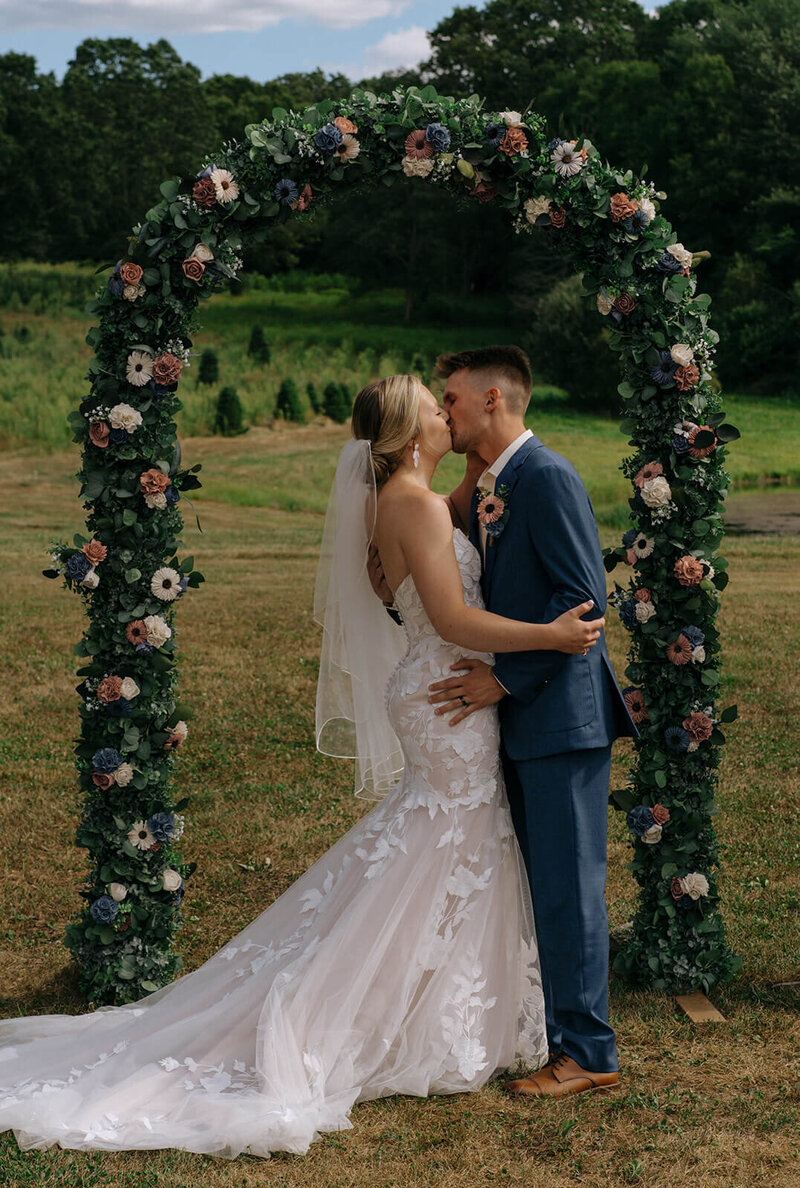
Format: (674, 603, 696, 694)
(0, 528, 547, 1159)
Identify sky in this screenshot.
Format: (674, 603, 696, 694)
(1, 0, 660, 83)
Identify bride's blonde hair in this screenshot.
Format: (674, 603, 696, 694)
(351, 374, 423, 487)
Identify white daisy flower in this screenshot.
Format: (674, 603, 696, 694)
(551, 142, 585, 176)
(631, 534, 655, 559)
(128, 820, 156, 851)
(126, 351, 153, 387)
(210, 168, 239, 203)
(151, 567, 182, 601)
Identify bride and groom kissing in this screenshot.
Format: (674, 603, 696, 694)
(0, 345, 636, 1160)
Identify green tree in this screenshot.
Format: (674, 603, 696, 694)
(247, 325, 271, 363)
(213, 386, 247, 435)
(274, 377, 304, 422)
(197, 349, 219, 385)
(324, 381, 350, 423)
(306, 381, 322, 414)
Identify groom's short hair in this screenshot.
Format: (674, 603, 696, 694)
(434, 345, 532, 413)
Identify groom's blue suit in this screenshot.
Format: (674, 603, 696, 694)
(469, 434, 636, 1073)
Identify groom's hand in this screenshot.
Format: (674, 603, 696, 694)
(428, 658, 506, 725)
(367, 543, 394, 605)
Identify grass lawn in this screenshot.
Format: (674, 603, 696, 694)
(0, 423, 798, 1188)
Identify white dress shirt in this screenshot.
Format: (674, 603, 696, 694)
(476, 429, 533, 560)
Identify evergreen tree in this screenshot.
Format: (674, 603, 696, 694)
(306, 380, 322, 414)
(213, 386, 247, 435)
(247, 325, 270, 363)
(324, 380, 350, 424)
(274, 377, 304, 422)
(197, 348, 219, 385)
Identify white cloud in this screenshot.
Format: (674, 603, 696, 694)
(327, 23, 430, 79)
(0, 0, 411, 35)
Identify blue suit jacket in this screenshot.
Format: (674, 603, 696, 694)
(470, 435, 637, 761)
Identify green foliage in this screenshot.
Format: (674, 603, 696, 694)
(274, 377, 304, 422)
(196, 348, 219, 385)
(323, 380, 351, 424)
(306, 380, 322, 414)
(247, 323, 271, 363)
(213, 386, 247, 436)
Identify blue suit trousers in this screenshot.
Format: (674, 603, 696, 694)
(502, 746, 619, 1073)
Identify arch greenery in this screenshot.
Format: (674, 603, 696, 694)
(45, 85, 741, 1005)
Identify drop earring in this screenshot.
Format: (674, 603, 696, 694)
(412, 442, 420, 469)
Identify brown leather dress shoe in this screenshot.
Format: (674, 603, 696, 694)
(506, 1054, 619, 1098)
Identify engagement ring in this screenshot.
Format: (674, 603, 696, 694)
(459, 696, 468, 708)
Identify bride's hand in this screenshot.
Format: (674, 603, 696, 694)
(550, 601, 605, 654)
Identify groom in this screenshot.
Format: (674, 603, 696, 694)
(428, 345, 636, 1098)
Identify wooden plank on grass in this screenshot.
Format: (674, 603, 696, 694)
(675, 992, 727, 1023)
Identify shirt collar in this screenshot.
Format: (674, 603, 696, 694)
(478, 429, 533, 489)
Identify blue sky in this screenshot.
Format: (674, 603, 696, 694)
(2, 0, 660, 83)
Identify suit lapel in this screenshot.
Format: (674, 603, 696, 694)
(468, 486, 481, 554)
(483, 435, 543, 594)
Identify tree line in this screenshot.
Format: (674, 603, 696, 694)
(1, 0, 797, 395)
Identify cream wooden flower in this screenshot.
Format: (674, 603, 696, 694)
(524, 196, 552, 225)
(128, 820, 156, 851)
(115, 761, 134, 786)
(126, 351, 153, 387)
(151, 567, 182, 601)
(162, 869, 183, 892)
(119, 678, 139, 700)
(109, 403, 143, 432)
(144, 614, 172, 647)
(402, 156, 434, 178)
(108, 883, 127, 901)
(210, 168, 239, 203)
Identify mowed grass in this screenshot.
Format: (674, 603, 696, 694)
(0, 425, 799, 1188)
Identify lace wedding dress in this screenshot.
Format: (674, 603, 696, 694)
(0, 529, 547, 1159)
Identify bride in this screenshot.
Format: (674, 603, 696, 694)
(0, 375, 603, 1160)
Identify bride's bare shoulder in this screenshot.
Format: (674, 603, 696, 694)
(378, 480, 450, 526)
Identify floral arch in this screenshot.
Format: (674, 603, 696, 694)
(46, 86, 741, 1005)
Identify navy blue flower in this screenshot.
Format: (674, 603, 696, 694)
(675, 894, 693, 910)
(425, 123, 451, 153)
(196, 164, 216, 180)
(108, 260, 125, 297)
(92, 747, 124, 773)
(90, 895, 119, 924)
(66, 553, 92, 583)
(106, 697, 132, 718)
(622, 528, 638, 548)
(148, 812, 175, 841)
(624, 209, 650, 233)
(547, 137, 566, 151)
(135, 641, 154, 656)
(484, 121, 504, 147)
(664, 726, 690, 753)
(165, 486, 180, 506)
(672, 433, 691, 455)
(274, 178, 298, 206)
(609, 308, 625, 329)
(655, 251, 683, 275)
(682, 625, 705, 648)
(147, 378, 172, 396)
(650, 349, 678, 388)
(619, 600, 638, 629)
(109, 427, 129, 445)
(627, 805, 656, 837)
(177, 576, 190, 597)
(314, 123, 343, 154)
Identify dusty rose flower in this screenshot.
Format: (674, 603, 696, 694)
(671, 875, 687, 901)
(651, 803, 671, 825)
(193, 177, 217, 207)
(291, 183, 313, 212)
(499, 125, 528, 156)
(666, 635, 693, 665)
(334, 116, 358, 134)
(674, 555, 704, 586)
(402, 156, 434, 178)
(688, 424, 717, 458)
(404, 130, 434, 159)
(334, 133, 360, 162)
(613, 292, 636, 315)
(152, 352, 183, 386)
(210, 167, 238, 203)
(675, 364, 700, 391)
(182, 257, 205, 282)
(140, 468, 170, 495)
(670, 343, 694, 368)
(97, 676, 123, 703)
(625, 548, 638, 565)
(682, 711, 713, 742)
(634, 587, 651, 602)
(126, 619, 147, 645)
(634, 461, 663, 489)
(119, 262, 143, 286)
(82, 539, 107, 565)
(470, 180, 497, 203)
(610, 193, 638, 222)
(92, 772, 115, 790)
(89, 420, 110, 448)
(477, 494, 505, 525)
(549, 206, 566, 228)
(623, 688, 649, 723)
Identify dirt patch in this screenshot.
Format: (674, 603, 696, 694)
(725, 491, 800, 535)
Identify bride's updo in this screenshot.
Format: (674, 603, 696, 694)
(351, 375, 422, 487)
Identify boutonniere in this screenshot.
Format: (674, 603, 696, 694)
(476, 483, 510, 545)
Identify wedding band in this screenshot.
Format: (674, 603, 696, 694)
(582, 647, 589, 655)
(459, 696, 468, 708)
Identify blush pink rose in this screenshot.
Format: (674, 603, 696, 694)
(82, 539, 107, 565)
(682, 711, 713, 742)
(119, 262, 143, 286)
(152, 353, 183, 386)
(89, 421, 110, 448)
(97, 676, 123, 703)
(666, 635, 693, 665)
(92, 772, 115, 789)
(674, 556, 704, 586)
(634, 588, 651, 602)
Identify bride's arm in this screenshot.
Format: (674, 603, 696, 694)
(400, 494, 602, 655)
